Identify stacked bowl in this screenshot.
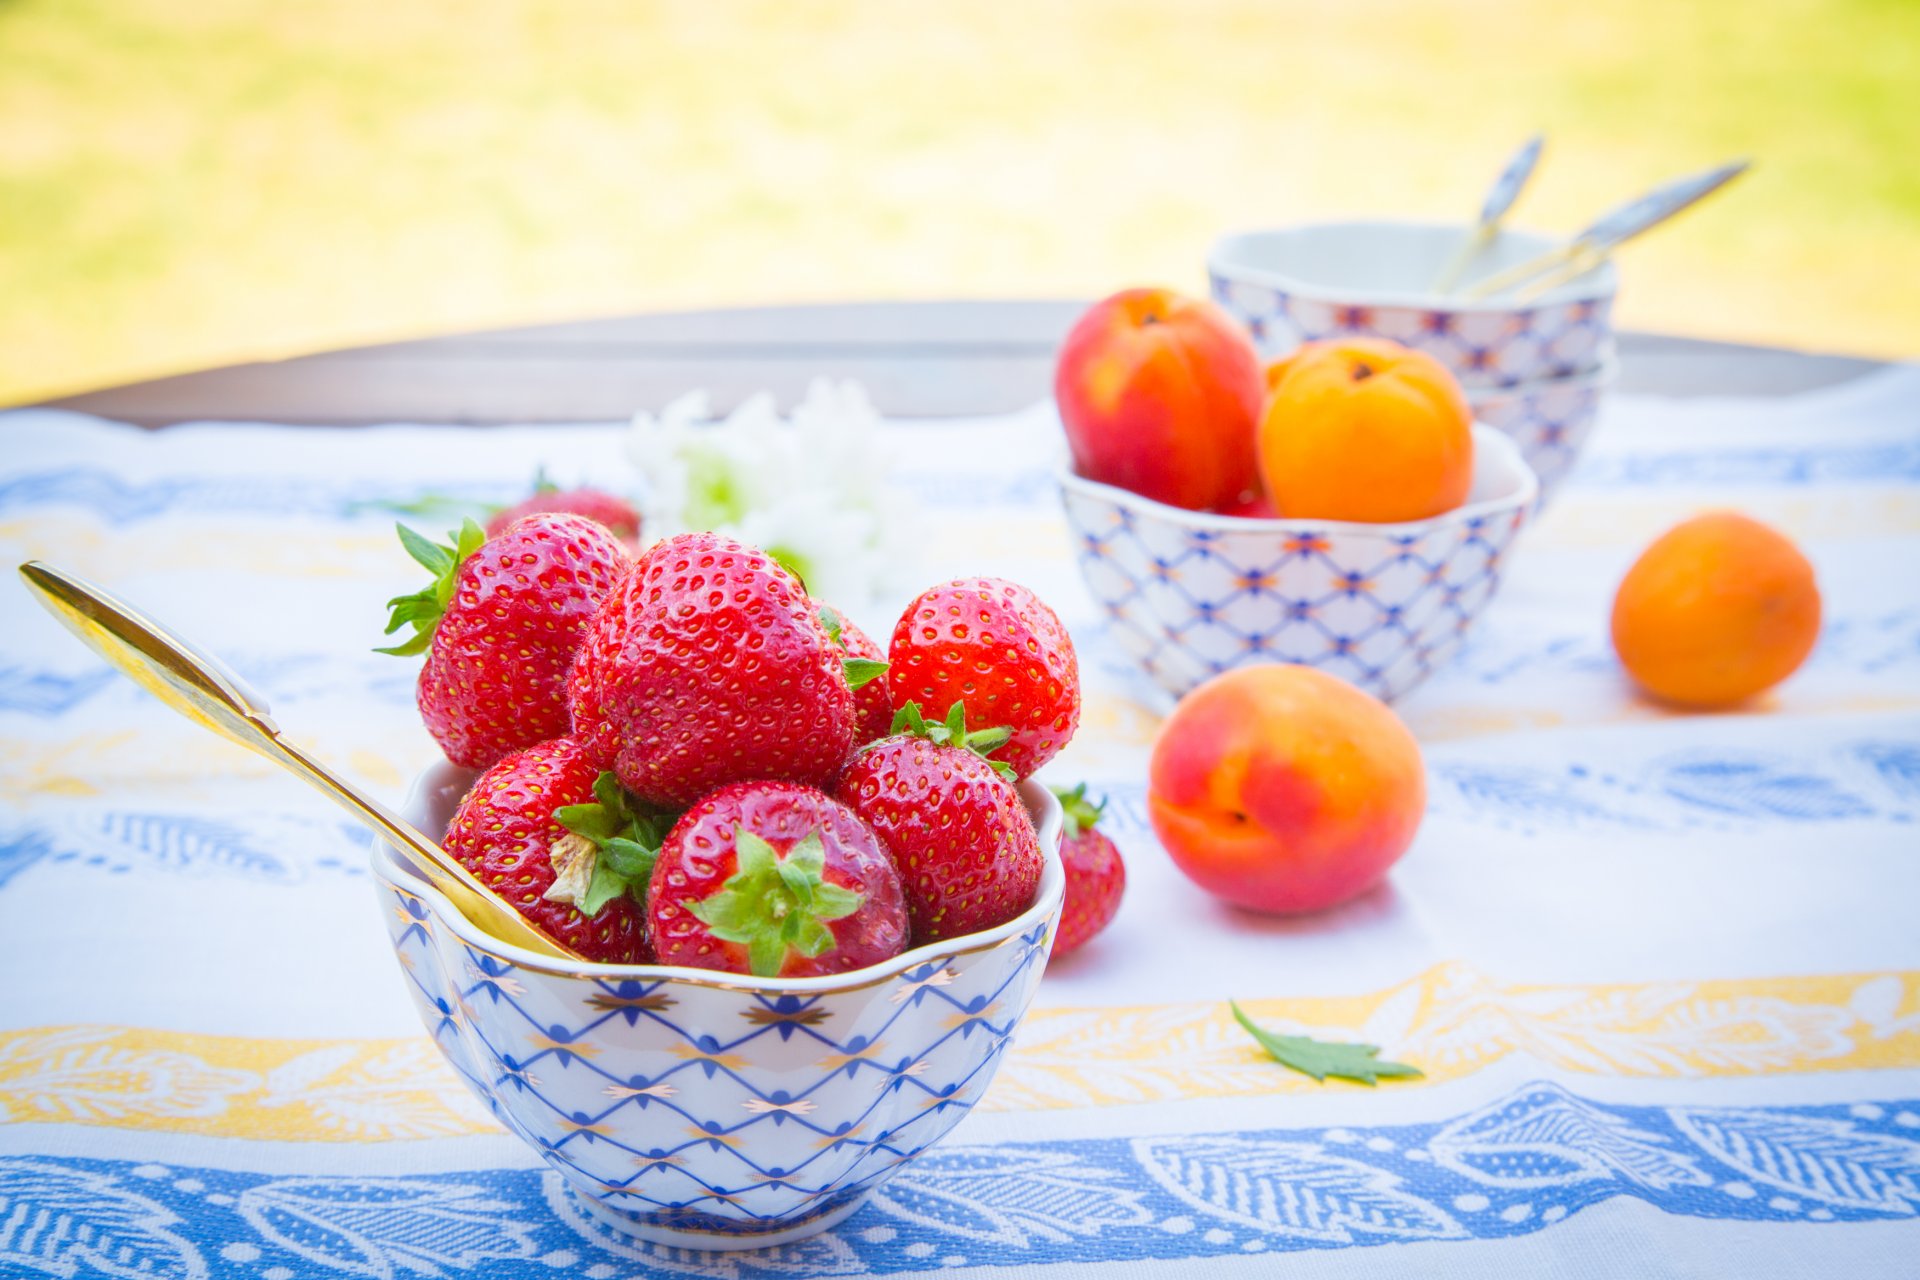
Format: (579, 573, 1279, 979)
(1055, 221, 1617, 705)
(1209, 220, 1618, 508)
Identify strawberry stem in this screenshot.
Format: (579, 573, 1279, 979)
(1048, 783, 1106, 840)
(687, 829, 865, 978)
(550, 772, 677, 917)
(889, 700, 1018, 780)
(375, 518, 487, 657)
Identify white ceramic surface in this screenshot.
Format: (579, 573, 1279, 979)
(1209, 220, 1617, 389)
(1059, 426, 1539, 702)
(370, 763, 1065, 1250)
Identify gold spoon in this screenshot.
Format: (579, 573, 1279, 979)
(17, 561, 579, 962)
(1459, 159, 1750, 301)
(1431, 134, 1545, 293)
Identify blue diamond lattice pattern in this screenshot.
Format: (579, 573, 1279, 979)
(1210, 272, 1613, 391)
(1062, 488, 1531, 702)
(377, 879, 1054, 1240)
(1473, 378, 1606, 510)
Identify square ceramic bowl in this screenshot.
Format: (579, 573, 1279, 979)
(1466, 352, 1617, 510)
(1209, 220, 1617, 389)
(1059, 425, 1538, 702)
(370, 761, 1065, 1251)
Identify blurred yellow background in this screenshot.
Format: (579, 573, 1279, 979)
(4, 0, 1916, 405)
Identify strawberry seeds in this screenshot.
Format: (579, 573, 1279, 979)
(382, 523, 1081, 977)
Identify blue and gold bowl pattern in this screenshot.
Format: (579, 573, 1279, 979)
(1209, 222, 1617, 390)
(1058, 427, 1538, 703)
(1467, 355, 1615, 510)
(371, 763, 1065, 1252)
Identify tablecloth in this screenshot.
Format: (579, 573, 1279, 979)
(2, 367, 1918, 1278)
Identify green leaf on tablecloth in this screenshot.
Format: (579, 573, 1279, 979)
(1230, 1001, 1423, 1086)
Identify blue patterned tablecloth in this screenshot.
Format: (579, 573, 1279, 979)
(2, 370, 1918, 1278)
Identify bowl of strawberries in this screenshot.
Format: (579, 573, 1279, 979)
(368, 514, 1078, 1249)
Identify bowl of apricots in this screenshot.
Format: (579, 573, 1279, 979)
(1055, 293, 1538, 702)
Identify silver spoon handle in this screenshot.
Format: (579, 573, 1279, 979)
(1461, 159, 1750, 300)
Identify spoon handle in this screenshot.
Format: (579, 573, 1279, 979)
(1432, 135, 1545, 293)
(1462, 159, 1750, 300)
(17, 560, 578, 961)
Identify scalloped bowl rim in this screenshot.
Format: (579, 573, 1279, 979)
(371, 762, 1066, 995)
(1208, 218, 1619, 312)
(1056, 423, 1538, 536)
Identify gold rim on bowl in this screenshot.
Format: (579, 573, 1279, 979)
(370, 761, 1066, 992)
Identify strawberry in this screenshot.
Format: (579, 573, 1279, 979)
(649, 781, 907, 977)
(1048, 783, 1126, 957)
(442, 738, 674, 963)
(818, 603, 893, 744)
(379, 514, 631, 770)
(835, 701, 1042, 943)
(888, 577, 1080, 780)
(487, 482, 642, 548)
(568, 532, 872, 808)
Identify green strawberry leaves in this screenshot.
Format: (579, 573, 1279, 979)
(550, 772, 678, 918)
(688, 829, 866, 978)
(1048, 783, 1106, 840)
(841, 658, 889, 690)
(816, 605, 889, 690)
(1230, 1001, 1424, 1086)
(891, 701, 1017, 780)
(375, 518, 487, 657)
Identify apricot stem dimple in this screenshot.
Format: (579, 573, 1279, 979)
(1351, 362, 1375, 381)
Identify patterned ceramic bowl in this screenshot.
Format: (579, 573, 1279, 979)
(369, 762, 1065, 1251)
(1208, 221, 1617, 389)
(1466, 351, 1617, 510)
(1059, 426, 1538, 702)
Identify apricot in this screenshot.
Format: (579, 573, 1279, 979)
(1259, 337, 1473, 522)
(1147, 665, 1425, 914)
(1611, 511, 1821, 708)
(1055, 287, 1265, 511)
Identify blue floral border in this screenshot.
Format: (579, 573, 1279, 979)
(5, 1083, 1918, 1278)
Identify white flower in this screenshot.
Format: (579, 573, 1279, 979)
(622, 378, 909, 607)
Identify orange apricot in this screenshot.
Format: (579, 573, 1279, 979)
(1611, 511, 1822, 708)
(1259, 337, 1473, 523)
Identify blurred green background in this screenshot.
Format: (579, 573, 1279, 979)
(4, 0, 1917, 405)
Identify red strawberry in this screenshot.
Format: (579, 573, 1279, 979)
(568, 532, 858, 808)
(835, 702, 1042, 943)
(649, 781, 907, 977)
(818, 603, 893, 744)
(380, 514, 631, 770)
(488, 484, 642, 548)
(888, 577, 1080, 779)
(1048, 783, 1125, 957)
(443, 738, 674, 963)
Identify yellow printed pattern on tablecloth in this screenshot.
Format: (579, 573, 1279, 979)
(3, 964, 1917, 1142)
